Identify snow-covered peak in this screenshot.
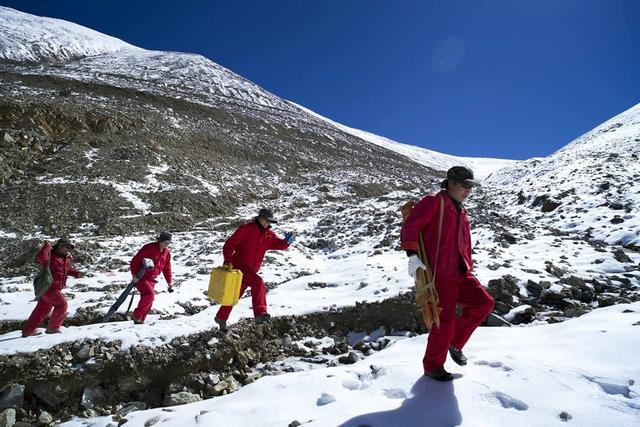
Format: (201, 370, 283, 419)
(487, 102, 640, 246)
(556, 102, 640, 155)
(290, 102, 517, 180)
(0, 6, 139, 62)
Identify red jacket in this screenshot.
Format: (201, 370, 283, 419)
(223, 220, 290, 273)
(400, 191, 473, 281)
(35, 242, 81, 290)
(130, 242, 172, 284)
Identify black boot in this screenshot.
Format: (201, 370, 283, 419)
(214, 317, 228, 332)
(255, 313, 271, 324)
(425, 367, 454, 382)
(449, 346, 468, 366)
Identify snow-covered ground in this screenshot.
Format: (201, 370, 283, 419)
(59, 303, 640, 427)
(3, 204, 638, 356)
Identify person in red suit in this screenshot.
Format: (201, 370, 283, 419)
(401, 166, 494, 381)
(130, 231, 173, 324)
(214, 208, 294, 331)
(22, 238, 86, 337)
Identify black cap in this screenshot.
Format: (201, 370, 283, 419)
(158, 231, 172, 243)
(258, 208, 278, 223)
(446, 166, 478, 187)
(54, 238, 75, 250)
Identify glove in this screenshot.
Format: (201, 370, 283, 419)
(284, 232, 295, 245)
(408, 255, 427, 279)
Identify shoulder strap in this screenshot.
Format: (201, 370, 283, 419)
(46, 247, 52, 270)
(432, 196, 445, 282)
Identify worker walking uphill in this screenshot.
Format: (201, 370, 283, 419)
(22, 239, 86, 337)
(401, 166, 494, 381)
(214, 208, 294, 331)
(130, 231, 173, 324)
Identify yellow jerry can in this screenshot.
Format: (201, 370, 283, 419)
(208, 265, 243, 306)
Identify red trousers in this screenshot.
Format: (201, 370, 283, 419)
(133, 280, 155, 323)
(423, 272, 494, 373)
(23, 288, 68, 334)
(215, 271, 267, 321)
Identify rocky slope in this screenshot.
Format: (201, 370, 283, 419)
(487, 103, 640, 248)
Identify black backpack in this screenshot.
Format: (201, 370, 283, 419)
(33, 255, 53, 300)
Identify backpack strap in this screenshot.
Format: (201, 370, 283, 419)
(432, 195, 445, 283)
(45, 246, 52, 270)
(417, 195, 445, 282)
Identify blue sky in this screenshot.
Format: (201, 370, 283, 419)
(2, 0, 639, 159)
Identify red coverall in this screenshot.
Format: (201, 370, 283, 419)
(23, 242, 81, 334)
(130, 242, 172, 323)
(401, 190, 494, 373)
(215, 220, 290, 320)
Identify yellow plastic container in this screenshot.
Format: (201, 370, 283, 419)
(208, 265, 243, 306)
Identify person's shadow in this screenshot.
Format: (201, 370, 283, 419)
(339, 375, 463, 427)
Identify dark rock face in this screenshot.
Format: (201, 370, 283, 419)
(487, 275, 521, 312)
(532, 195, 561, 212)
(509, 305, 535, 325)
(0, 78, 438, 242)
(526, 280, 544, 297)
(0, 384, 24, 410)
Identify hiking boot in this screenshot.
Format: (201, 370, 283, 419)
(449, 346, 468, 366)
(133, 317, 144, 325)
(45, 328, 61, 334)
(21, 331, 42, 338)
(214, 317, 228, 332)
(425, 367, 454, 382)
(255, 313, 271, 324)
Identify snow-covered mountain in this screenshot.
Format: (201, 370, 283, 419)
(0, 6, 638, 427)
(0, 5, 508, 176)
(487, 103, 640, 247)
(0, 6, 138, 62)
(293, 102, 518, 180)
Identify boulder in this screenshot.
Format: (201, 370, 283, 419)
(541, 284, 566, 303)
(120, 402, 147, 416)
(525, 280, 543, 297)
(613, 249, 632, 263)
(485, 313, 512, 327)
(486, 276, 520, 305)
(0, 409, 16, 427)
(598, 295, 618, 308)
(500, 232, 517, 245)
(81, 386, 106, 409)
(1, 132, 15, 145)
(0, 384, 24, 410)
(505, 305, 534, 325)
(33, 383, 77, 407)
(338, 351, 360, 365)
(493, 301, 513, 315)
(545, 262, 567, 278)
(37, 411, 53, 425)
(163, 391, 201, 407)
(75, 345, 94, 361)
